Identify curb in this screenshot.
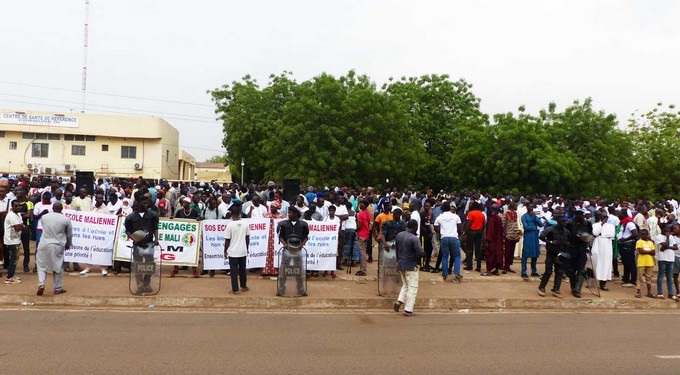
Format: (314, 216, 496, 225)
(3, 294, 680, 312)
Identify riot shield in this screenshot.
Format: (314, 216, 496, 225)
(378, 240, 402, 297)
(129, 243, 162, 296)
(585, 251, 600, 297)
(276, 247, 307, 297)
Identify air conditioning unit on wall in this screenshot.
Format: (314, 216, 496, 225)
(134, 163, 143, 170)
(65, 164, 74, 171)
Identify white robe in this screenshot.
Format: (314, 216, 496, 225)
(514, 205, 528, 257)
(591, 222, 615, 281)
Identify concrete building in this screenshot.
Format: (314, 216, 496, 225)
(0, 109, 195, 180)
(179, 150, 196, 181)
(195, 162, 232, 182)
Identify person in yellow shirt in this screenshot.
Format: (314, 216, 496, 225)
(635, 229, 656, 298)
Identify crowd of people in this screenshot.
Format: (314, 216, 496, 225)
(2, 174, 680, 315)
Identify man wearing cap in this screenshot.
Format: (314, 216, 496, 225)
(315, 192, 330, 221)
(305, 186, 316, 206)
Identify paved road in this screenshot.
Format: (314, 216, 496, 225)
(4, 310, 680, 375)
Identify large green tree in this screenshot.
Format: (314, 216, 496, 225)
(384, 75, 488, 190)
(211, 71, 424, 188)
(545, 98, 631, 197)
(628, 103, 680, 200)
(211, 70, 677, 199)
(481, 111, 579, 195)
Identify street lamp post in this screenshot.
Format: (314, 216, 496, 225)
(240, 158, 244, 185)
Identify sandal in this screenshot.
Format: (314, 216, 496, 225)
(646, 294, 655, 299)
(635, 292, 641, 298)
(229, 290, 240, 295)
(657, 294, 665, 299)
(671, 295, 679, 302)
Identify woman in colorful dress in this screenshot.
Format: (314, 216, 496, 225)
(502, 201, 522, 274)
(262, 201, 286, 276)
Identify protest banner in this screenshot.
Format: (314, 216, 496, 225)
(113, 218, 200, 267)
(63, 209, 118, 266)
(201, 218, 271, 270)
(304, 221, 339, 271)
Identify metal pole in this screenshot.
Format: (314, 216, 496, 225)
(240, 158, 244, 185)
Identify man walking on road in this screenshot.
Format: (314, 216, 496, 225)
(36, 202, 72, 296)
(393, 219, 425, 317)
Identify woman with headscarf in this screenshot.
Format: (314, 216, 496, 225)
(262, 200, 286, 276)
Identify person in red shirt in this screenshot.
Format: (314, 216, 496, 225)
(355, 201, 372, 276)
(464, 202, 486, 271)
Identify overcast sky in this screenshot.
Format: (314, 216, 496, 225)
(1, 0, 678, 161)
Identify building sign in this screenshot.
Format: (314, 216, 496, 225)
(1, 113, 79, 128)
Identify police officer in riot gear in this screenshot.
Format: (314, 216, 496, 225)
(124, 190, 160, 294)
(538, 208, 570, 298)
(277, 207, 309, 296)
(566, 209, 593, 298)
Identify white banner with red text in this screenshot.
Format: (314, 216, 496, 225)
(63, 209, 118, 266)
(201, 219, 338, 271)
(201, 218, 271, 270)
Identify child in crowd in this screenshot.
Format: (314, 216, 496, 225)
(673, 224, 680, 298)
(654, 224, 678, 300)
(635, 229, 655, 298)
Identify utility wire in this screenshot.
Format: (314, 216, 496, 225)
(0, 98, 221, 125)
(0, 93, 217, 120)
(0, 81, 215, 107)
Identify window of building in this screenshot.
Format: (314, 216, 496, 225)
(121, 145, 137, 159)
(102, 144, 109, 152)
(166, 150, 169, 162)
(9, 141, 17, 150)
(0, 131, 5, 138)
(22, 133, 35, 139)
(35, 133, 48, 140)
(48, 134, 60, 140)
(74, 135, 85, 141)
(71, 145, 86, 156)
(64, 134, 74, 141)
(32, 143, 49, 158)
(85, 135, 96, 141)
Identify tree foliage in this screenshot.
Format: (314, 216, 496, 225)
(628, 103, 680, 200)
(205, 154, 228, 164)
(211, 71, 676, 199)
(211, 71, 424, 188)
